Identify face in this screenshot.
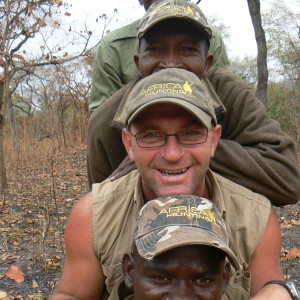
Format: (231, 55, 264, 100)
(122, 104, 221, 200)
(134, 19, 212, 80)
(123, 245, 230, 300)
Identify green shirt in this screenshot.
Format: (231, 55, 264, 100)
(90, 19, 231, 112)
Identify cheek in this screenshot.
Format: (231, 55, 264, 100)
(139, 57, 159, 77)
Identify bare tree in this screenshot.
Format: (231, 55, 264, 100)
(0, 0, 100, 189)
(247, 0, 268, 107)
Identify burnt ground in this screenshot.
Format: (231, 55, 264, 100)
(0, 145, 299, 299)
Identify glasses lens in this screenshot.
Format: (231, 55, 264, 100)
(135, 132, 165, 148)
(178, 128, 208, 145)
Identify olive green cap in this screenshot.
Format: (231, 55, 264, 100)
(138, 0, 212, 40)
(125, 68, 217, 129)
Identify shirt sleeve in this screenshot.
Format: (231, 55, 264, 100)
(209, 68, 300, 206)
(209, 26, 232, 72)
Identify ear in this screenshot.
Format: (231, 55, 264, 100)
(122, 128, 134, 160)
(134, 54, 141, 76)
(122, 253, 135, 292)
(210, 124, 222, 158)
(222, 261, 231, 289)
(203, 54, 213, 76)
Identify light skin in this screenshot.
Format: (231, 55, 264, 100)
(122, 245, 230, 300)
(51, 103, 289, 299)
(122, 104, 220, 200)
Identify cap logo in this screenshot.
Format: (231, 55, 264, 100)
(140, 81, 195, 98)
(159, 205, 218, 226)
(155, 4, 195, 16)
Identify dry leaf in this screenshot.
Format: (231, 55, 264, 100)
(0, 291, 8, 299)
(287, 247, 300, 258)
(32, 279, 39, 288)
(5, 266, 25, 283)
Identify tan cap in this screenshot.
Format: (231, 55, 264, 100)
(138, 0, 212, 40)
(133, 195, 241, 270)
(125, 68, 217, 129)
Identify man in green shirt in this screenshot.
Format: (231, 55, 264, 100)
(89, 0, 231, 112)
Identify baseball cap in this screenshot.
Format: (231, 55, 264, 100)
(125, 68, 217, 129)
(133, 194, 241, 271)
(137, 0, 212, 40)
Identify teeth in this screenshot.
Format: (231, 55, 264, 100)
(159, 168, 187, 175)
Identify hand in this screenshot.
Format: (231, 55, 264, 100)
(109, 156, 137, 181)
(250, 283, 293, 299)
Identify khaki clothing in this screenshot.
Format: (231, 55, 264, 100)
(87, 66, 300, 206)
(89, 19, 231, 112)
(92, 169, 271, 299)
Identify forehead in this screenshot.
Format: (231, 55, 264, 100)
(131, 103, 204, 129)
(143, 18, 204, 41)
(135, 245, 226, 270)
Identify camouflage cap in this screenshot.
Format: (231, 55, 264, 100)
(137, 0, 212, 40)
(133, 195, 241, 270)
(125, 68, 217, 129)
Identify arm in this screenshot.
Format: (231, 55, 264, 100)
(89, 38, 124, 113)
(89, 21, 140, 113)
(209, 68, 300, 206)
(87, 88, 128, 188)
(248, 208, 291, 299)
(209, 26, 232, 72)
(50, 193, 104, 299)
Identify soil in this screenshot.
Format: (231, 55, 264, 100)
(0, 146, 299, 299)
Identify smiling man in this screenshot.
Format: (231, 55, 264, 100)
(87, 0, 300, 207)
(51, 69, 293, 300)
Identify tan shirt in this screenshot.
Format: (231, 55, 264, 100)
(92, 169, 271, 299)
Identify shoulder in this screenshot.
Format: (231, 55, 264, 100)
(102, 19, 140, 43)
(208, 66, 250, 90)
(89, 84, 131, 128)
(214, 172, 271, 209)
(92, 171, 140, 206)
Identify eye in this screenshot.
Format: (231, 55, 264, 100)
(181, 46, 199, 54)
(195, 277, 211, 284)
(152, 276, 170, 282)
(144, 45, 162, 53)
(139, 132, 162, 139)
(181, 129, 202, 136)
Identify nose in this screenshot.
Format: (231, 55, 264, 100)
(161, 135, 183, 162)
(159, 50, 183, 69)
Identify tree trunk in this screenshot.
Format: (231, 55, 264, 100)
(8, 97, 19, 152)
(0, 81, 8, 190)
(247, 0, 268, 108)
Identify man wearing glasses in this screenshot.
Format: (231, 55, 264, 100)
(51, 69, 295, 299)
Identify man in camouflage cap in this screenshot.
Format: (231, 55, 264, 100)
(108, 195, 241, 300)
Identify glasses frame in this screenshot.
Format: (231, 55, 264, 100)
(131, 128, 210, 148)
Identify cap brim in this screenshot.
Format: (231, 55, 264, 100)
(126, 98, 212, 129)
(136, 225, 241, 271)
(138, 15, 212, 40)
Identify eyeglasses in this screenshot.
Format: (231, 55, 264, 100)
(132, 128, 209, 148)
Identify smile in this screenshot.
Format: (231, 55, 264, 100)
(159, 168, 188, 175)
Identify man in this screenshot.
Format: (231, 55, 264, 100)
(51, 69, 295, 299)
(109, 195, 243, 300)
(87, 0, 300, 206)
(89, 0, 231, 112)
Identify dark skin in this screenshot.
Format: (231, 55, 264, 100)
(123, 245, 230, 300)
(110, 19, 213, 181)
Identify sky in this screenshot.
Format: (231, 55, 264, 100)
(69, 0, 270, 59)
